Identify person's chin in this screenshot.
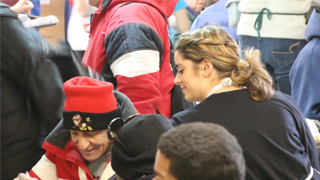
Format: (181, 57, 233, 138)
(185, 95, 199, 102)
(82, 149, 100, 161)
(181, 87, 187, 94)
(83, 154, 100, 162)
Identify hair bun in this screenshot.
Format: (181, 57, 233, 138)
(237, 59, 249, 68)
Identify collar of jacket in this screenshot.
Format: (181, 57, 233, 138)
(100, 0, 112, 10)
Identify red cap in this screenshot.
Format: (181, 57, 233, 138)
(63, 77, 122, 131)
(64, 77, 117, 113)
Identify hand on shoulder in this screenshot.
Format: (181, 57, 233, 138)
(10, 0, 34, 14)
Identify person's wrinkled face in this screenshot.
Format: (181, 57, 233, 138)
(70, 129, 112, 161)
(174, 51, 205, 102)
(153, 150, 178, 180)
(88, 0, 100, 7)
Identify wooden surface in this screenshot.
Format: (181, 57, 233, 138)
(40, 0, 65, 44)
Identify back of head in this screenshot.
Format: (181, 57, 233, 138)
(112, 114, 173, 180)
(175, 25, 274, 101)
(157, 122, 246, 180)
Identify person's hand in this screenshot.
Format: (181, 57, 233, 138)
(10, 0, 34, 15)
(13, 173, 37, 180)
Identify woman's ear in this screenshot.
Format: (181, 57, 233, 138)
(201, 59, 214, 76)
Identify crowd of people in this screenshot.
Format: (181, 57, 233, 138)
(2, 0, 320, 179)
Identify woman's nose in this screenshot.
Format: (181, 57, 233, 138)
(174, 75, 181, 85)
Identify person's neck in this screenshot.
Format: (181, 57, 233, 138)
(214, 86, 243, 94)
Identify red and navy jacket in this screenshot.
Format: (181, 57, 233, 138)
(82, 0, 177, 118)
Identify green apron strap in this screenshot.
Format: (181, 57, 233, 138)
(242, 8, 306, 40)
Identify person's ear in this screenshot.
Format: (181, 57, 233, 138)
(201, 59, 214, 77)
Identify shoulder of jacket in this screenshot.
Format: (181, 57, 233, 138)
(0, 3, 17, 18)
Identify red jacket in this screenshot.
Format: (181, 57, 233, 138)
(29, 138, 114, 180)
(28, 91, 137, 180)
(82, 0, 177, 118)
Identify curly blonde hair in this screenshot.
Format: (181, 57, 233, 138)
(175, 25, 274, 101)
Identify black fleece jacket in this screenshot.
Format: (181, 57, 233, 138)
(0, 3, 64, 179)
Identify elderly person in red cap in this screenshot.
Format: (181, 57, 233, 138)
(14, 76, 137, 180)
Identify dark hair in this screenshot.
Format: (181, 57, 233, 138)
(157, 122, 246, 180)
(175, 25, 274, 101)
(111, 114, 173, 180)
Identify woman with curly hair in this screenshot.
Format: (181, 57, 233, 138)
(170, 25, 320, 180)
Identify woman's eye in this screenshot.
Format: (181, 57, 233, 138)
(178, 69, 184, 74)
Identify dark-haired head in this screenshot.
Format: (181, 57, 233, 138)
(154, 122, 246, 180)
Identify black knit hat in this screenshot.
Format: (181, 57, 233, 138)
(111, 114, 173, 180)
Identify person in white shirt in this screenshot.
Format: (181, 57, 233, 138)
(237, 0, 312, 95)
